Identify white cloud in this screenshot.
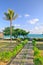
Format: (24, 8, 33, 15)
(18, 14, 30, 18)
(18, 15, 22, 18)
(29, 18, 39, 24)
(30, 26, 43, 34)
(14, 24, 21, 27)
(0, 28, 4, 32)
(35, 26, 39, 30)
(24, 14, 30, 17)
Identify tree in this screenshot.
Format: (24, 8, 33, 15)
(13, 28, 29, 38)
(3, 27, 29, 39)
(3, 26, 14, 36)
(21, 30, 29, 38)
(4, 9, 18, 42)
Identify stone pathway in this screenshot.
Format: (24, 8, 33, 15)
(8, 41, 34, 65)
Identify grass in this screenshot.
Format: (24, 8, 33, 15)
(0, 40, 43, 65)
(33, 40, 43, 65)
(36, 42, 43, 44)
(40, 50, 43, 56)
(0, 39, 28, 64)
(36, 42, 43, 56)
(0, 40, 20, 64)
(0, 42, 9, 48)
(0, 40, 19, 52)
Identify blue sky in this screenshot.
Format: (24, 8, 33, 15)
(0, 0, 43, 34)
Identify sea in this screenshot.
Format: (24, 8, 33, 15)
(28, 34, 43, 38)
(3, 34, 43, 39)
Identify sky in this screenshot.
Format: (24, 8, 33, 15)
(0, 0, 43, 34)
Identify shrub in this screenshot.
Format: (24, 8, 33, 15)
(33, 47, 40, 56)
(0, 51, 13, 62)
(32, 39, 36, 46)
(33, 56, 43, 65)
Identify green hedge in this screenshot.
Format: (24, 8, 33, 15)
(32, 40, 43, 65)
(32, 39, 36, 46)
(33, 47, 40, 56)
(34, 56, 43, 65)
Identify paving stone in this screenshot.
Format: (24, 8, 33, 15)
(8, 41, 34, 65)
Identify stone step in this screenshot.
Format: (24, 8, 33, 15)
(11, 59, 33, 64)
(13, 59, 33, 62)
(18, 52, 34, 56)
(21, 49, 33, 52)
(10, 59, 34, 65)
(9, 42, 34, 65)
(10, 62, 34, 65)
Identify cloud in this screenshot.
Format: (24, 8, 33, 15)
(14, 24, 21, 27)
(35, 26, 39, 30)
(28, 18, 39, 24)
(18, 14, 30, 18)
(18, 15, 22, 18)
(30, 26, 43, 34)
(0, 28, 4, 32)
(24, 14, 30, 17)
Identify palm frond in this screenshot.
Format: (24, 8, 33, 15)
(4, 12, 8, 17)
(3, 17, 9, 20)
(4, 12, 11, 20)
(4, 9, 18, 20)
(13, 14, 18, 20)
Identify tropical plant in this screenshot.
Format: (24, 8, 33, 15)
(4, 9, 18, 43)
(32, 39, 36, 46)
(33, 56, 43, 65)
(33, 39, 43, 65)
(33, 47, 40, 56)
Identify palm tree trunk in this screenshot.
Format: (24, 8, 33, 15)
(10, 20, 12, 43)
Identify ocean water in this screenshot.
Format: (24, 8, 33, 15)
(3, 34, 43, 39)
(28, 34, 43, 38)
(4, 35, 14, 39)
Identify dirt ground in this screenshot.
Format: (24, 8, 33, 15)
(0, 62, 7, 65)
(0, 40, 16, 42)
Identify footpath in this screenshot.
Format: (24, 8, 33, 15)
(8, 41, 34, 65)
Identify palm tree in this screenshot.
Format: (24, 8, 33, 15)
(4, 9, 18, 43)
